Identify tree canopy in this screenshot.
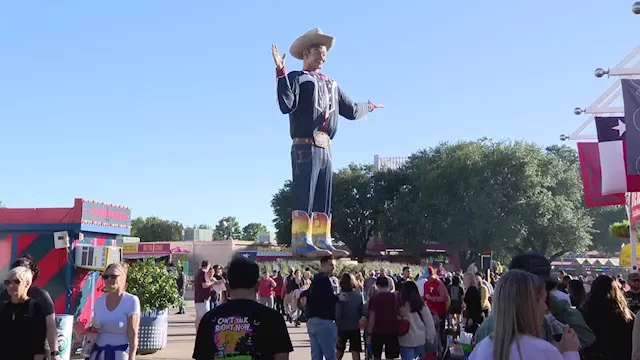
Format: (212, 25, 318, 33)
(213, 216, 242, 240)
(271, 140, 615, 266)
(131, 216, 268, 243)
(241, 222, 268, 241)
(131, 216, 184, 243)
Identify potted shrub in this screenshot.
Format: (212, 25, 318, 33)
(609, 219, 639, 239)
(126, 258, 182, 354)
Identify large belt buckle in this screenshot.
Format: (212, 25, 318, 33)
(313, 131, 330, 149)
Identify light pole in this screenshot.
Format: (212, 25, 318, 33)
(222, 220, 233, 240)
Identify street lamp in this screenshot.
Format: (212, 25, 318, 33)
(222, 220, 233, 240)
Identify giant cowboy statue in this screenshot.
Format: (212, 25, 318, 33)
(272, 28, 384, 258)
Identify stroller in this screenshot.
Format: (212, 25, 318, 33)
(295, 289, 309, 326)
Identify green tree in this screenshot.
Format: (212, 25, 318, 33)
(544, 145, 626, 255)
(331, 165, 382, 260)
(271, 181, 293, 245)
(384, 140, 593, 268)
(213, 216, 242, 240)
(131, 216, 184, 242)
(241, 222, 268, 241)
(506, 142, 592, 259)
(0, 201, 4, 208)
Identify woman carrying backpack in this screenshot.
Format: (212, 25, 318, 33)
(449, 275, 465, 332)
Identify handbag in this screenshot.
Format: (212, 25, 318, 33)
(396, 296, 411, 336)
(397, 317, 410, 336)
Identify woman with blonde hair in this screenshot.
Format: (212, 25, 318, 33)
(354, 272, 365, 293)
(469, 270, 580, 360)
(82, 262, 141, 360)
(0, 266, 48, 360)
(462, 272, 483, 334)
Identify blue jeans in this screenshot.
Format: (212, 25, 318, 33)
(400, 345, 425, 360)
(178, 293, 185, 313)
(291, 143, 332, 214)
(307, 317, 337, 360)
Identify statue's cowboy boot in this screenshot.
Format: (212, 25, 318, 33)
(291, 210, 331, 258)
(312, 212, 349, 258)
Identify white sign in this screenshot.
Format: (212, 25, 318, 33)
(121, 236, 140, 243)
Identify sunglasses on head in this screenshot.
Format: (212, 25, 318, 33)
(3, 279, 20, 286)
(102, 274, 120, 280)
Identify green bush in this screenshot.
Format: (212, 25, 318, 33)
(258, 260, 425, 278)
(126, 258, 183, 313)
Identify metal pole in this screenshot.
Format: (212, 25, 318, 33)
(562, 44, 640, 141)
(628, 193, 639, 270)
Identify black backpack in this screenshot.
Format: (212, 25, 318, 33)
(285, 275, 298, 293)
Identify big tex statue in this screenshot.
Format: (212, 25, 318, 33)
(272, 28, 384, 258)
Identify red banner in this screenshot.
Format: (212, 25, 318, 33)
(127, 243, 171, 255)
(577, 142, 626, 207)
(631, 192, 640, 229)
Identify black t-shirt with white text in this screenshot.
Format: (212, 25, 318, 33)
(192, 298, 293, 360)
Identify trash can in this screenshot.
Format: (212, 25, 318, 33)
(55, 314, 74, 360)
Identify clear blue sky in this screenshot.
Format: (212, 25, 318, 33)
(0, 1, 637, 230)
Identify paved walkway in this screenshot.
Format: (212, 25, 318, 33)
(141, 301, 314, 360)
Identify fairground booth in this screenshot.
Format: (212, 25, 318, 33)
(0, 198, 131, 358)
(121, 242, 191, 274)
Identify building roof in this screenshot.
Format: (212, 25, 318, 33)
(0, 198, 131, 235)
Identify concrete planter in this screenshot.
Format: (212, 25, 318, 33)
(138, 309, 168, 353)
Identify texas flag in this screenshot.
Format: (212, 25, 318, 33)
(235, 251, 257, 262)
(577, 142, 626, 207)
(595, 116, 640, 194)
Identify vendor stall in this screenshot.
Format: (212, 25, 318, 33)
(171, 247, 190, 274)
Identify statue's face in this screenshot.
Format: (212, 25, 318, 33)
(304, 45, 327, 71)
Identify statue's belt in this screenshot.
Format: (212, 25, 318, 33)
(293, 132, 330, 148)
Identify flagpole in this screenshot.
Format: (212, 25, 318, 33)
(627, 193, 638, 271)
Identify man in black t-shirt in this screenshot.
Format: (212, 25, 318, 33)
(193, 256, 293, 360)
(395, 266, 412, 293)
(0, 255, 62, 360)
(626, 272, 640, 314)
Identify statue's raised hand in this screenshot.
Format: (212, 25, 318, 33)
(271, 44, 286, 70)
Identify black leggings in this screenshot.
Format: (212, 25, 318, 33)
(275, 295, 285, 315)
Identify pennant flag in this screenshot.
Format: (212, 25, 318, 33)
(577, 142, 626, 207)
(595, 116, 640, 194)
(621, 79, 640, 175)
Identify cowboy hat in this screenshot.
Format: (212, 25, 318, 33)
(289, 28, 335, 60)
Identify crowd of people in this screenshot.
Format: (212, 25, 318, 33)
(7, 249, 640, 360)
(189, 252, 640, 360)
